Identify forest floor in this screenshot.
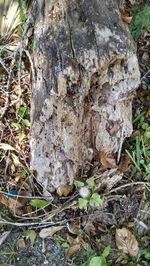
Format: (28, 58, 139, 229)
(0, 1, 150, 266)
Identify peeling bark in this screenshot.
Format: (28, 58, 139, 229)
(31, 0, 140, 191)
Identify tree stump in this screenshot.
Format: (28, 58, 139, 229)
(31, 0, 140, 191)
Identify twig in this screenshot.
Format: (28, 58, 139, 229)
(0, 191, 53, 200)
(0, 58, 10, 75)
(104, 181, 150, 195)
(117, 123, 125, 164)
(140, 69, 150, 82)
(23, 48, 35, 87)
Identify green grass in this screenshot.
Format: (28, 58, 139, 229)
(126, 114, 150, 181)
(130, 4, 150, 39)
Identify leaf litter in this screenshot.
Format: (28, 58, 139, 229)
(115, 227, 139, 257)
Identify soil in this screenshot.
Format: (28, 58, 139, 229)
(0, 230, 66, 266)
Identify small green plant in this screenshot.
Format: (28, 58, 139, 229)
(30, 199, 49, 208)
(74, 177, 103, 209)
(21, 166, 30, 177)
(126, 114, 150, 181)
(18, 0, 28, 35)
(12, 105, 30, 142)
(0, 244, 16, 265)
(139, 236, 150, 266)
(130, 4, 150, 39)
(88, 246, 110, 266)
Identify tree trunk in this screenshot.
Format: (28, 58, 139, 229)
(31, 0, 140, 192)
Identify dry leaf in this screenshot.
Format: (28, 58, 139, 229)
(11, 153, 22, 167)
(118, 154, 131, 173)
(100, 151, 117, 169)
(67, 234, 81, 246)
(39, 226, 64, 239)
(66, 244, 81, 258)
(8, 197, 23, 215)
(84, 222, 96, 236)
(0, 193, 23, 215)
(10, 163, 16, 174)
(67, 222, 80, 235)
(121, 15, 132, 24)
(119, 8, 132, 24)
(98, 172, 123, 191)
(115, 227, 139, 257)
(16, 238, 26, 249)
(142, 51, 149, 60)
(0, 143, 16, 151)
(57, 184, 73, 196)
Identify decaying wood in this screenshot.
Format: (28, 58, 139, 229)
(31, 0, 140, 191)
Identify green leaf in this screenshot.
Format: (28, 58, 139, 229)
(142, 123, 149, 130)
(12, 122, 22, 130)
(19, 131, 26, 142)
(74, 180, 84, 188)
(17, 105, 27, 118)
(89, 256, 106, 266)
(79, 198, 88, 209)
(61, 242, 70, 249)
(21, 167, 30, 177)
(130, 4, 150, 39)
(22, 119, 30, 127)
(86, 177, 95, 189)
(144, 131, 150, 138)
(142, 249, 150, 260)
(30, 199, 49, 208)
(102, 246, 110, 258)
(146, 164, 150, 174)
(19, 0, 27, 23)
(25, 229, 37, 247)
(89, 193, 103, 207)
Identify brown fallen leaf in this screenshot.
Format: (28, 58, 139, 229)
(119, 8, 132, 24)
(66, 244, 81, 258)
(11, 153, 23, 167)
(8, 197, 23, 215)
(115, 227, 139, 257)
(16, 238, 26, 249)
(39, 226, 64, 239)
(67, 222, 80, 235)
(67, 234, 81, 246)
(121, 15, 132, 24)
(100, 151, 117, 169)
(57, 184, 73, 196)
(0, 193, 23, 215)
(84, 222, 96, 236)
(0, 143, 16, 151)
(118, 154, 131, 172)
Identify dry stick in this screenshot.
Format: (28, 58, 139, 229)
(23, 48, 36, 87)
(117, 123, 125, 164)
(0, 191, 53, 199)
(0, 219, 65, 227)
(140, 69, 150, 82)
(0, 202, 75, 227)
(0, 58, 10, 75)
(104, 181, 150, 195)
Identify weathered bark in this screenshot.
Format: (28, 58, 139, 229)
(31, 0, 140, 191)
